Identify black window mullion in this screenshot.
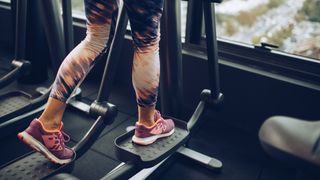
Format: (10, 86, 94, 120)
(185, 0, 203, 45)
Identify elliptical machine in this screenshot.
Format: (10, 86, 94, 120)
(0, 0, 80, 138)
(101, 0, 224, 179)
(1, 0, 225, 178)
(0, 0, 127, 179)
(0, 0, 31, 89)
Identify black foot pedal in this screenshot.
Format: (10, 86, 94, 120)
(0, 152, 72, 180)
(0, 91, 32, 122)
(115, 118, 189, 168)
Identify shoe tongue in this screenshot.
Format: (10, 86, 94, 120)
(59, 122, 64, 131)
(154, 110, 161, 121)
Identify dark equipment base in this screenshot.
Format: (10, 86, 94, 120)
(0, 152, 72, 180)
(115, 117, 189, 168)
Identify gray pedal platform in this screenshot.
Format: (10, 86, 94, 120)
(115, 117, 189, 168)
(0, 91, 32, 122)
(0, 152, 72, 180)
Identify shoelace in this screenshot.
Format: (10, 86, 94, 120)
(57, 131, 71, 143)
(61, 131, 71, 143)
(52, 131, 71, 151)
(57, 131, 76, 159)
(154, 110, 164, 122)
(153, 121, 168, 133)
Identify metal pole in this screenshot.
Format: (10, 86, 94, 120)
(14, 0, 27, 60)
(96, 5, 128, 102)
(37, 0, 66, 74)
(159, 0, 183, 118)
(185, 0, 203, 44)
(203, 0, 221, 100)
(62, 0, 74, 53)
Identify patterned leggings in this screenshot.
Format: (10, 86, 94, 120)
(50, 0, 164, 107)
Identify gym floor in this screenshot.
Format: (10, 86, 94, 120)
(0, 50, 296, 180)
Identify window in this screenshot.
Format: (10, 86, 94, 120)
(71, 0, 85, 18)
(181, 1, 188, 41)
(215, 0, 320, 60)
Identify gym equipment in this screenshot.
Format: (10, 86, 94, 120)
(20, 0, 223, 178)
(0, 105, 116, 179)
(259, 116, 320, 177)
(102, 0, 223, 179)
(0, 0, 127, 178)
(0, 0, 78, 138)
(0, 0, 31, 88)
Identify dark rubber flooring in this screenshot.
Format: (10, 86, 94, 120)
(0, 80, 296, 180)
(0, 50, 296, 180)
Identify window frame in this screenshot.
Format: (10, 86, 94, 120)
(183, 0, 320, 86)
(0, 0, 10, 9)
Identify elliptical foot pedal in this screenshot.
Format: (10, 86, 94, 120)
(115, 117, 189, 168)
(0, 152, 72, 180)
(0, 91, 33, 122)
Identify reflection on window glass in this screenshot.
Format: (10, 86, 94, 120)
(216, 0, 320, 60)
(71, 0, 84, 17)
(181, 1, 188, 41)
(0, 0, 10, 3)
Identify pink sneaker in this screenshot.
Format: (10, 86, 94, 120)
(132, 111, 175, 145)
(17, 119, 74, 164)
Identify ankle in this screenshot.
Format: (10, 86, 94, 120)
(138, 106, 156, 127)
(138, 119, 155, 127)
(38, 117, 61, 131)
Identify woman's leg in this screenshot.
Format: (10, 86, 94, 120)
(125, 0, 175, 145)
(40, 0, 119, 130)
(124, 0, 163, 126)
(18, 0, 120, 164)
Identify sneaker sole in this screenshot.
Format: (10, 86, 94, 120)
(17, 131, 72, 165)
(132, 128, 175, 145)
